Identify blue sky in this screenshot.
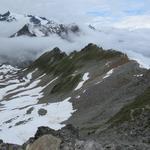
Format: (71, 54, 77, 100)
(87, 0, 149, 18)
(0, 0, 149, 23)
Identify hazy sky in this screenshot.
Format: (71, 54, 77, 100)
(0, 0, 149, 23)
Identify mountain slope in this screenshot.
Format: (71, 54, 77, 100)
(0, 44, 149, 149)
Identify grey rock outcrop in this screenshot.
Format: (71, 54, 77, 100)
(26, 135, 62, 150)
(24, 125, 103, 150)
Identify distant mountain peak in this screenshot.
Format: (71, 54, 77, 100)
(0, 11, 16, 22)
(10, 24, 36, 37)
(0, 11, 81, 39)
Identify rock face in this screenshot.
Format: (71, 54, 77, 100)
(11, 24, 36, 37)
(0, 11, 16, 22)
(26, 135, 62, 150)
(1, 124, 149, 149)
(24, 125, 103, 150)
(0, 140, 23, 150)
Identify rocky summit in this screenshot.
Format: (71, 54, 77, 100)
(0, 44, 150, 150)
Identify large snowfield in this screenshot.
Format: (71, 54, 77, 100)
(0, 66, 75, 145)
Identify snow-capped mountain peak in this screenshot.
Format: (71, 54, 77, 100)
(0, 11, 80, 39)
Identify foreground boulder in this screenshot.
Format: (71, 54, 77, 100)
(26, 135, 61, 150)
(1, 122, 149, 149)
(23, 125, 103, 150)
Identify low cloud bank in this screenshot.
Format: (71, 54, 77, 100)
(0, 24, 150, 68)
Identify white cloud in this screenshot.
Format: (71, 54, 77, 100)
(114, 15, 150, 29)
(0, 24, 150, 68)
(0, 0, 150, 68)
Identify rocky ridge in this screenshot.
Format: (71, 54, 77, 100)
(0, 44, 149, 149)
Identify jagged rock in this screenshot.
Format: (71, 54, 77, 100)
(29, 16, 41, 25)
(1, 11, 10, 17)
(34, 127, 57, 140)
(12, 24, 36, 37)
(75, 140, 103, 150)
(0, 141, 23, 150)
(24, 125, 103, 150)
(0, 11, 16, 22)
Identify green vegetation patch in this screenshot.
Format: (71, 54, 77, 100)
(30, 43, 128, 74)
(52, 57, 76, 77)
(28, 43, 129, 94)
(51, 73, 82, 94)
(108, 87, 150, 125)
(30, 47, 67, 72)
(70, 43, 126, 62)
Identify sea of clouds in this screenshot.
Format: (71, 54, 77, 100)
(0, 0, 150, 68)
(0, 20, 150, 68)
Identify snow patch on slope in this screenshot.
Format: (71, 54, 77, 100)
(0, 65, 75, 145)
(0, 97, 74, 145)
(0, 64, 19, 74)
(95, 69, 114, 85)
(74, 72, 89, 91)
(103, 69, 114, 79)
